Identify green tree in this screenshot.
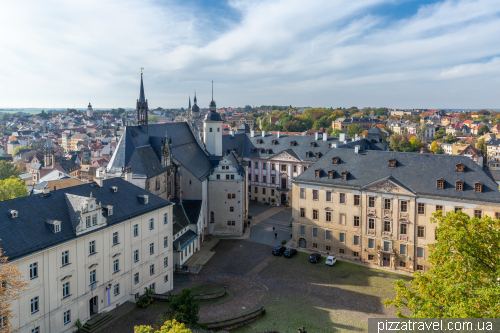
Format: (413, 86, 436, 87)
(0, 176, 29, 201)
(134, 320, 192, 333)
(478, 124, 490, 135)
(409, 137, 422, 151)
(477, 138, 487, 157)
(430, 141, 439, 153)
(417, 124, 427, 138)
(12, 146, 28, 156)
(435, 145, 445, 154)
(121, 112, 127, 118)
(148, 115, 159, 124)
(384, 211, 500, 317)
(167, 289, 200, 326)
(444, 134, 457, 143)
(389, 134, 414, 152)
(347, 124, 363, 138)
(0, 161, 21, 180)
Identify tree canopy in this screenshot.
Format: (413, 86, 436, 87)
(478, 124, 490, 136)
(0, 161, 21, 180)
(134, 320, 192, 333)
(0, 176, 29, 201)
(148, 115, 159, 124)
(167, 289, 200, 326)
(12, 146, 28, 156)
(347, 124, 363, 138)
(384, 211, 500, 317)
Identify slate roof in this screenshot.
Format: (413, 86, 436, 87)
(222, 132, 388, 162)
(293, 148, 500, 203)
(173, 230, 198, 252)
(0, 178, 172, 261)
(107, 123, 214, 181)
(128, 145, 164, 178)
(171, 199, 202, 235)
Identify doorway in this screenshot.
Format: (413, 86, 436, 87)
(89, 296, 98, 316)
(382, 254, 390, 267)
(299, 238, 306, 248)
(281, 193, 287, 205)
(281, 178, 287, 189)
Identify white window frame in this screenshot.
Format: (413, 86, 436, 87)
(164, 213, 168, 224)
(62, 282, 70, 298)
(133, 224, 138, 237)
(112, 232, 118, 245)
(134, 250, 139, 263)
(114, 284, 120, 296)
(113, 259, 119, 273)
(150, 243, 154, 255)
(149, 218, 154, 230)
(30, 262, 38, 279)
(164, 257, 168, 267)
(164, 236, 168, 248)
(90, 270, 96, 284)
(63, 310, 71, 325)
(62, 250, 69, 266)
(134, 273, 139, 284)
(150, 264, 155, 276)
(31, 296, 39, 314)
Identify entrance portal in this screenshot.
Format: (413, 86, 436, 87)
(89, 296, 98, 316)
(299, 238, 306, 248)
(281, 193, 287, 205)
(382, 254, 390, 267)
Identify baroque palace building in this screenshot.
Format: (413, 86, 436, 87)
(0, 178, 173, 333)
(291, 147, 500, 273)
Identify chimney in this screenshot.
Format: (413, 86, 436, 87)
(230, 130, 235, 138)
(339, 133, 346, 142)
(323, 133, 328, 141)
(52, 154, 55, 168)
(125, 166, 132, 182)
(332, 143, 338, 148)
(355, 134, 359, 141)
(363, 134, 365, 138)
(262, 131, 266, 137)
(355, 145, 360, 154)
(250, 130, 255, 138)
(277, 131, 280, 138)
(42, 186, 50, 195)
(315, 132, 319, 141)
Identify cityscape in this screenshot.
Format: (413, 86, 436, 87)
(1, 1, 499, 333)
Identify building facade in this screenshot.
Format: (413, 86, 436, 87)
(291, 148, 500, 273)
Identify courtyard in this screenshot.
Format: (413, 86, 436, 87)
(97, 204, 412, 333)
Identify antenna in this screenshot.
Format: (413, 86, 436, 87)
(212, 81, 213, 101)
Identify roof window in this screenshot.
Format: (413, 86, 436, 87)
(332, 157, 340, 165)
(389, 159, 397, 168)
(456, 163, 465, 173)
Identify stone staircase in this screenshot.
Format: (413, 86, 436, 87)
(81, 313, 115, 333)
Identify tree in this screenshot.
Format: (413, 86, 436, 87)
(457, 113, 471, 121)
(417, 124, 427, 138)
(478, 124, 490, 136)
(134, 320, 192, 333)
(477, 138, 487, 157)
(347, 124, 363, 138)
(329, 129, 343, 137)
(444, 134, 457, 143)
(167, 289, 200, 326)
(430, 141, 439, 153)
(389, 134, 414, 152)
(0, 162, 21, 180)
(0, 249, 29, 332)
(384, 211, 500, 317)
(409, 137, 422, 151)
(11, 146, 28, 156)
(148, 115, 158, 124)
(120, 112, 127, 118)
(0, 177, 29, 201)
(435, 145, 445, 154)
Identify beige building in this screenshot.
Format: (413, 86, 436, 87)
(2, 178, 173, 333)
(291, 148, 500, 273)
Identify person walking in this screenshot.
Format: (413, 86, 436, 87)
(275, 232, 277, 239)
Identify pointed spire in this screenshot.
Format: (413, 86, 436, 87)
(211, 81, 214, 101)
(194, 90, 197, 104)
(139, 74, 146, 103)
(188, 95, 191, 110)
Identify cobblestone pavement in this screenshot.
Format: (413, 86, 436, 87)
(245, 207, 293, 247)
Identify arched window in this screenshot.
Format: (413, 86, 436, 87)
(210, 211, 214, 223)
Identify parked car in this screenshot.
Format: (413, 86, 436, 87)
(308, 253, 321, 263)
(284, 249, 297, 258)
(272, 245, 287, 256)
(325, 256, 337, 266)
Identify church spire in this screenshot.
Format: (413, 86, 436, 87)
(137, 70, 148, 126)
(139, 73, 146, 103)
(209, 81, 216, 113)
(188, 95, 191, 110)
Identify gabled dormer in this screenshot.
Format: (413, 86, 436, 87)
(332, 156, 340, 165)
(46, 219, 62, 233)
(388, 158, 397, 168)
(456, 163, 465, 173)
(66, 192, 108, 236)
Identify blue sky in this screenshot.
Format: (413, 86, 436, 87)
(1, 0, 499, 109)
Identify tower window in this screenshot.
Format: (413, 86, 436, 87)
(210, 128, 213, 132)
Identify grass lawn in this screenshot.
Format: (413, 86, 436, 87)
(190, 283, 225, 295)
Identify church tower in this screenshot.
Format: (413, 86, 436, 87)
(137, 71, 148, 126)
(87, 102, 93, 117)
(43, 138, 54, 168)
(203, 82, 222, 156)
(191, 92, 200, 119)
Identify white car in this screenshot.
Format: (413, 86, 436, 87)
(325, 256, 337, 266)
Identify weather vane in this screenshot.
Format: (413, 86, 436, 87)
(140, 67, 144, 75)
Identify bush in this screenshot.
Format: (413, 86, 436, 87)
(168, 289, 200, 326)
(137, 296, 152, 308)
(248, 215, 252, 219)
(281, 240, 286, 245)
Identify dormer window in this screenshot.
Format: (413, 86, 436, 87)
(306, 152, 310, 158)
(266, 149, 271, 154)
(55, 223, 61, 233)
(251, 148, 256, 153)
(257, 139, 263, 144)
(315, 152, 321, 158)
(290, 141, 296, 146)
(8, 209, 18, 218)
(272, 140, 277, 145)
(46, 219, 61, 233)
(456, 180, 464, 191)
(341, 172, 349, 181)
(475, 182, 482, 193)
(315, 170, 320, 178)
(332, 157, 339, 165)
(328, 171, 334, 179)
(310, 142, 316, 147)
(456, 163, 465, 173)
(437, 179, 444, 189)
(389, 159, 397, 168)
(138, 194, 149, 204)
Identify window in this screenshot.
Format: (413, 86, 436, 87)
(400, 223, 407, 235)
(368, 254, 374, 260)
(227, 221, 236, 226)
(92, 214, 97, 226)
(313, 190, 318, 200)
(216, 174, 220, 179)
(313, 210, 318, 220)
(263, 175, 267, 183)
(113, 232, 118, 245)
(63, 282, 70, 298)
(437, 179, 444, 189)
(417, 247, 424, 258)
(312, 243, 318, 248)
(326, 230, 331, 239)
(417, 226, 425, 238)
(271, 177, 275, 185)
(384, 199, 391, 210)
(164, 213, 168, 224)
(368, 197, 375, 207)
(326, 211, 331, 222)
(496, 212, 500, 220)
(164, 257, 168, 267)
(368, 239, 374, 248)
(164, 275, 169, 282)
(400, 201, 407, 212)
(226, 174, 230, 180)
(368, 218, 375, 229)
(313, 228, 317, 237)
(455, 207, 462, 212)
(436, 205, 443, 212)
(30, 263, 38, 279)
(255, 162, 259, 169)
(300, 188, 305, 198)
(383, 241, 390, 251)
(353, 251, 359, 257)
(134, 273, 139, 284)
(281, 165, 287, 172)
(300, 208, 305, 217)
(133, 224, 138, 237)
(63, 310, 71, 325)
(417, 265, 424, 271)
(472, 209, 482, 218)
(89, 241, 96, 255)
(384, 221, 391, 232)
(456, 181, 463, 191)
(150, 264, 155, 276)
(339, 233, 345, 242)
(86, 216, 91, 228)
(164, 236, 168, 248)
(62, 251, 69, 266)
(90, 270, 96, 284)
(293, 165, 297, 173)
(353, 216, 360, 227)
(31, 297, 39, 314)
(150, 243, 154, 255)
(475, 183, 482, 193)
(326, 245, 331, 251)
(326, 191, 332, 201)
(300, 226, 305, 234)
(254, 184, 258, 191)
(55, 223, 61, 233)
(328, 171, 334, 179)
(354, 195, 360, 206)
(400, 244, 406, 255)
(339, 248, 345, 254)
(354, 236, 359, 245)
(114, 284, 120, 296)
(113, 259, 119, 273)
(209, 128, 212, 132)
(339, 193, 345, 203)
(399, 261, 406, 268)
(339, 214, 345, 225)
(134, 250, 139, 262)
(417, 203, 425, 215)
(262, 188, 266, 195)
(0, 317, 7, 328)
(149, 218, 154, 230)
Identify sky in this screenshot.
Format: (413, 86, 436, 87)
(1, 0, 500, 109)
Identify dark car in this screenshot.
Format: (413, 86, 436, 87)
(272, 245, 287, 256)
(308, 253, 322, 263)
(284, 249, 297, 258)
